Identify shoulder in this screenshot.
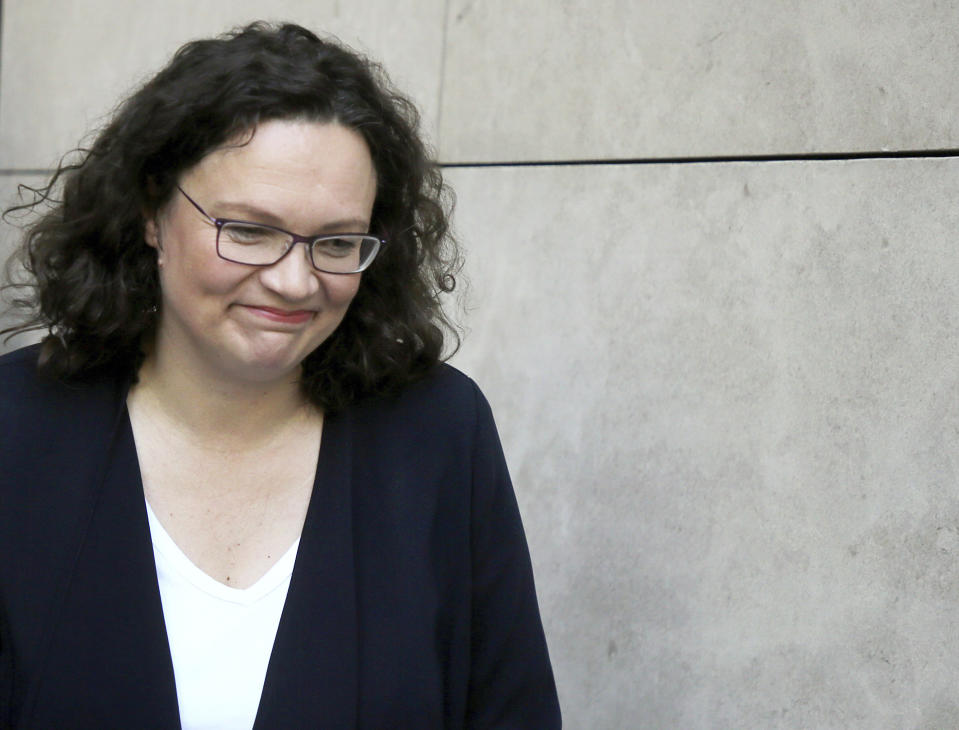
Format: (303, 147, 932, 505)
(344, 363, 501, 468)
(0, 344, 53, 417)
(351, 363, 489, 431)
(0, 342, 43, 383)
(0, 343, 124, 453)
(2, 343, 73, 401)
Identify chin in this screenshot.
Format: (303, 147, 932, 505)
(226, 331, 319, 374)
(215, 345, 306, 384)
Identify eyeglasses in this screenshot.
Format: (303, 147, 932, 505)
(176, 186, 383, 274)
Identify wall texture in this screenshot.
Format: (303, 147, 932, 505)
(3, 2, 958, 727)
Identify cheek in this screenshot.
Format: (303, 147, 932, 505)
(325, 275, 363, 308)
(163, 240, 248, 299)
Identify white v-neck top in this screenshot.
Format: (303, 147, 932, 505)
(145, 500, 299, 730)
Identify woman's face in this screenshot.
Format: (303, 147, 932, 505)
(146, 119, 377, 386)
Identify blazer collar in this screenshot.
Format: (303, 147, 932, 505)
(27, 396, 181, 728)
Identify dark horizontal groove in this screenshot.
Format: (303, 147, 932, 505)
(440, 148, 959, 168)
(3, 149, 958, 177)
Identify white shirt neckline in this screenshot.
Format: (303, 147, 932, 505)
(145, 498, 301, 730)
(145, 498, 300, 605)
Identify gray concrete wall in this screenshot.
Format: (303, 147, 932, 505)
(3, 2, 958, 727)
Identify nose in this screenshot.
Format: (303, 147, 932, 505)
(257, 242, 321, 301)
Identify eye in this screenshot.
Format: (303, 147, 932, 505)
(313, 236, 362, 258)
(222, 222, 284, 246)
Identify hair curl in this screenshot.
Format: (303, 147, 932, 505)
(2, 21, 460, 413)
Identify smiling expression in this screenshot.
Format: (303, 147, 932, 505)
(146, 119, 378, 386)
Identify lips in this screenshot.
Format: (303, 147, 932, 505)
(243, 305, 315, 325)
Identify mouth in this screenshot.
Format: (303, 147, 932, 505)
(242, 305, 315, 325)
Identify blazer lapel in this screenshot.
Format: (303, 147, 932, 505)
(29, 407, 181, 729)
(254, 408, 358, 728)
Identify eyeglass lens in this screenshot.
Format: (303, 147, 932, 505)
(218, 222, 379, 273)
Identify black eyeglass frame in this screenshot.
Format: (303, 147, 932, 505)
(175, 185, 384, 274)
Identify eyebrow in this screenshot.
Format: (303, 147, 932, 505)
(211, 200, 371, 234)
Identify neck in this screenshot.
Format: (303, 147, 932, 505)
(130, 342, 315, 450)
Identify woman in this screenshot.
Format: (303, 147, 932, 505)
(0, 22, 560, 729)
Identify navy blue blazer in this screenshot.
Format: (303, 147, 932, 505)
(0, 345, 560, 728)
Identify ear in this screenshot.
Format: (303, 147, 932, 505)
(144, 216, 162, 251)
(144, 217, 166, 270)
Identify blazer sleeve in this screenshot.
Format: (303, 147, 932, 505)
(465, 381, 561, 729)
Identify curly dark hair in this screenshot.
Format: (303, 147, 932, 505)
(2, 21, 460, 413)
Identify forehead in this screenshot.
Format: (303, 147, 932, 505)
(180, 119, 377, 227)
